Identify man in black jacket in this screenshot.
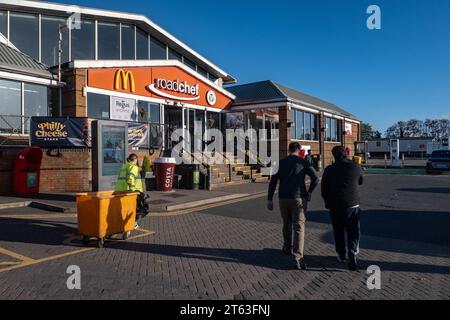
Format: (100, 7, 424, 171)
(268, 142, 319, 270)
(321, 146, 364, 271)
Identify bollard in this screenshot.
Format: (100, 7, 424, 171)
(401, 154, 405, 168)
(384, 154, 387, 168)
(192, 165, 200, 190)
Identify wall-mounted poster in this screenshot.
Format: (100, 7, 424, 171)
(30, 117, 90, 148)
(128, 123, 149, 148)
(345, 122, 353, 136)
(102, 125, 126, 176)
(110, 96, 137, 121)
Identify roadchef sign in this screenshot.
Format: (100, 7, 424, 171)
(147, 78, 200, 101)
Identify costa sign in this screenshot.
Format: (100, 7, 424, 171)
(87, 65, 233, 110)
(147, 78, 200, 101)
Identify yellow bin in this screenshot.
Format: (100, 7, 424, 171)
(76, 191, 139, 247)
(353, 156, 363, 165)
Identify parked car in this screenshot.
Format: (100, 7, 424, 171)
(426, 150, 450, 174)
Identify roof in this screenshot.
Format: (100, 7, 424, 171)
(0, 0, 236, 84)
(227, 80, 358, 120)
(0, 41, 54, 79)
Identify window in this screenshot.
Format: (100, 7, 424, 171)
(209, 74, 218, 83)
(325, 117, 341, 142)
(168, 48, 182, 62)
(207, 112, 219, 130)
(24, 83, 48, 133)
(87, 93, 110, 119)
(296, 110, 304, 140)
(0, 79, 21, 133)
(137, 101, 160, 123)
(136, 27, 149, 60)
(10, 12, 39, 60)
(71, 19, 95, 60)
(121, 24, 135, 60)
(41, 16, 69, 66)
(0, 11, 7, 37)
(150, 36, 166, 59)
(290, 109, 296, 140)
(304, 112, 311, 141)
(183, 57, 196, 71)
(311, 114, 317, 140)
(98, 22, 120, 60)
(197, 66, 208, 78)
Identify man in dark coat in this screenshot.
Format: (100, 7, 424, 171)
(321, 146, 364, 271)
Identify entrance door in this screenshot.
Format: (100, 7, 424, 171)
(164, 105, 183, 151)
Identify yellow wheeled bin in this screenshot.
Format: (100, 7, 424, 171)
(76, 191, 139, 248)
(353, 156, 363, 165)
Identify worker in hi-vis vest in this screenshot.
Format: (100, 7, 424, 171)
(116, 154, 145, 228)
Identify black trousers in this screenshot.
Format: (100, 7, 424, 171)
(329, 207, 361, 257)
(136, 192, 150, 222)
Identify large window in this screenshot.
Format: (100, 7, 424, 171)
(325, 117, 342, 142)
(24, 83, 48, 132)
(150, 36, 167, 60)
(136, 27, 149, 60)
(71, 19, 95, 60)
(98, 22, 120, 60)
(183, 57, 196, 71)
(197, 66, 208, 78)
(9, 12, 39, 60)
(121, 24, 135, 60)
(168, 48, 182, 62)
(137, 101, 160, 123)
(0, 79, 21, 133)
(87, 93, 110, 119)
(291, 109, 318, 141)
(41, 15, 69, 66)
(0, 11, 7, 37)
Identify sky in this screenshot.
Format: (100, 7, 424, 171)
(50, 0, 450, 133)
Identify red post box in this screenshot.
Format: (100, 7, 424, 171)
(13, 146, 43, 196)
(154, 157, 176, 192)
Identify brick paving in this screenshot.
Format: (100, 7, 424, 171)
(0, 175, 449, 300)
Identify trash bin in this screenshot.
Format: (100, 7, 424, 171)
(154, 157, 176, 192)
(13, 146, 43, 196)
(76, 191, 139, 248)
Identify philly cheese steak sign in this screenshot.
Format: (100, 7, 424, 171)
(30, 117, 90, 148)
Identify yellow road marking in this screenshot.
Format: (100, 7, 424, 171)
(0, 228, 155, 274)
(0, 247, 35, 262)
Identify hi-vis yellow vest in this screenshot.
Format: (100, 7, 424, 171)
(115, 162, 143, 192)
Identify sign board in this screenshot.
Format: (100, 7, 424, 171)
(30, 117, 89, 148)
(128, 123, 149, 148)
(92, 120, 128, 191)
(390, 139, 400, 167)
(110, 96, 137, 121)
(87, 66, 233, 110)
(345, 123, 353, 136)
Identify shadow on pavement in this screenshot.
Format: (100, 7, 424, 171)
(398, 187, 450, 194)
(307, 209, 450, 259)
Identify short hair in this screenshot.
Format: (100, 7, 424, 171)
(332, 146, 347, 160)
(127, 154, 138, 162)
(289, 142, 301, 153)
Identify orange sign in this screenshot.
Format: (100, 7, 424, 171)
(88, 66, 232, 110)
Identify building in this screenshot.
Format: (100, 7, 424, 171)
(367, 138, 448, 158)
(0, 0, 360, 194)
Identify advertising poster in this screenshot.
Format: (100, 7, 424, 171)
(345, 122, 353, 136)
(110, 96, 137, 121)
(30, 117, 90, 148)
(102, 125, 126, 176)
(128, 123, 149, 148)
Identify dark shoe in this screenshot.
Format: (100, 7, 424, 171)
(348, 255, 358, 271)
(337, 254, 348, 263)
(295, 259, 307, 270)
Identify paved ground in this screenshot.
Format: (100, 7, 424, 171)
(0, 174, 449, 300)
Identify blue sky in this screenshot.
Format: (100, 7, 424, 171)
(51, 0, 450, 133)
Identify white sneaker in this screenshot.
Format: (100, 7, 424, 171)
(134, 222, 140, 230)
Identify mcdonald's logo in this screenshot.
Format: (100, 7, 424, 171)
(114, 69, 135, 93)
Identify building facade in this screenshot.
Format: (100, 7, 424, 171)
(0, 0, 361, 194)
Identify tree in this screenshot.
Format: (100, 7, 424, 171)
(385, 117, 450, 139)
(360, 122, 381, 140)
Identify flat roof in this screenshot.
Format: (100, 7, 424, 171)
(0, 0, 237, 84)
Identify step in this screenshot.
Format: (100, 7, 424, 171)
(252, 177, 270, 183)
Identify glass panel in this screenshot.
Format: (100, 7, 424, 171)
(137, 100, 149, 122)
(183, 57, 196, 71)
(71, 19, 95, 59)
(304, 112, 311, 140)
(24, 83, 48, 133)
(209, 74, 218, 83)
(41, 15, 69, 67)
(10, 12, 39, 60)
(311, 114, 317, 140)
(197, 66, 208, 78)
(290, 109, 296, 140)
(149, 103, 160, 123)
(0, 11, 7, 37)
(296, 110, 304, 140)
(98, 21, 120, 60)
(331, 118, 336, 141)
(0, 79, 21, 133)
(326, 117, 332, 141)
(206, 112, 219, 129)
(168, 48, 182, 62)
(87, 93, 110, 119)
(136, 27, 148, 59)
(150, 36, 166, 59)
(121, 24, 135, 60)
